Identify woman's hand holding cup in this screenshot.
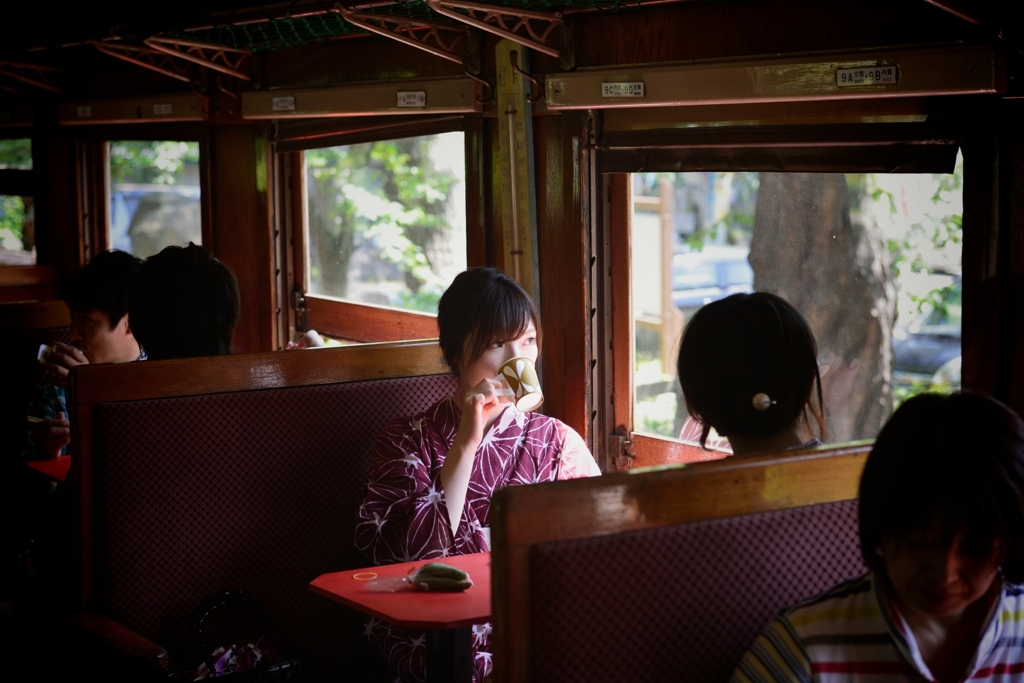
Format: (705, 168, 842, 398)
(455, 377, 515, 451)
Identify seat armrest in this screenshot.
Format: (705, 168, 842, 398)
(57, 610, 169, 669)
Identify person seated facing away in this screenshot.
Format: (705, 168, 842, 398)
(24, 250, 145, 460)
(355, 267, 601, 683)
(129, 242, 240, 360)
(676, 291, 824, 456)
(731, 392, 1024, 683)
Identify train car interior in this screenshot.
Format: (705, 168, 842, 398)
(1, 0, 1021, 680)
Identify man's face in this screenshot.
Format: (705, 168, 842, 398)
(882, 521, 1002, 621)
(69, 307, 137, 364)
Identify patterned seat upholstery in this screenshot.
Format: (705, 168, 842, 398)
(525, 500, 865, 683)
(88, 372, 457, 681)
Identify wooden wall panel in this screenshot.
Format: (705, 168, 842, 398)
(534, 112, 590, 442)
(35, 129, 82, 278)
(961, 103, 1002, 404)
(465, 114, 489, 268)
(570, 0, 977, 69)
(1007, 101, 1024, 416)
(961, 100, 1024, 419)
(208, 124, 275, 354)
(261, 35, 464, 89)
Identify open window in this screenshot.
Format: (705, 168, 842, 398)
(276, 116, 479, 346)
(599, 113, 965, 469)
(107, 140, 202, 258)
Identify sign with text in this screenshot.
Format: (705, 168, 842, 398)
(602, 82, 645, 98)
(837, 66, 897, 87)
(396, 91, 427, 108)
(272, 96, 297, 112)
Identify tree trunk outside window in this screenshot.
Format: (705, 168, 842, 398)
(749, 173, 896, 443)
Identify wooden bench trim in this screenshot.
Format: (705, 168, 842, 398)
(0, 299, 70, 330)
(0, 264, 57, 288)
(490, 445, 870, 683)
(306, 294, 439, 343)
(69, 338, 446, 404)
(69, 339, 450, 609)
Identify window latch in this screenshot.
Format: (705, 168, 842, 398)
(610, 425, 635, 471)
(292, 285, 308, 332)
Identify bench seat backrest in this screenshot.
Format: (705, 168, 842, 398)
(71, 341, 455, 681)
(527, 499, 863, 683)
(490, 446, 871, 683)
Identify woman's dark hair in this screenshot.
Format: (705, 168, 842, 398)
(129, 243, 240, 360)
(676, 292, 823, 448)
(859, 392, 1024, 583)
(61, 250, 142, 328)
(437, 267, 541, 375)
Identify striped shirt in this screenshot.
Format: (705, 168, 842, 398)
(731, 573, 1024, 682)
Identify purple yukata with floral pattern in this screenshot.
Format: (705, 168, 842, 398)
(355, 395, 600, 683)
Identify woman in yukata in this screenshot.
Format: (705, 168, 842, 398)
(354, 266, 601, 683)
(676, 291, 826, 456)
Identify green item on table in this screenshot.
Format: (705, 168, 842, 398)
(408, 562, 473, 592)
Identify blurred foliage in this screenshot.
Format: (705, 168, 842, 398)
(0, 139, 32, 250)
(916, 278, 962, 321)
(0, 195, 25, 247)
(305, 135, 457, 311)
(0, 138, 31, 169)
(109, 141, 199, 185)
(679, 172, 759, 250)
(877, 155, 963, 285)
(635, 171, 759, 250)
(637, 393, 677, 438)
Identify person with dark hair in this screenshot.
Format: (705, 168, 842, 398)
(24, 250, 145, 460)
(676, 291, 825, 455)
(355, 267, 600, 683)
(129, 243, 240, 360)
(731, 392, 1024, 683)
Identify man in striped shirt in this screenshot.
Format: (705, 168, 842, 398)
(732, 392, 1024, 682)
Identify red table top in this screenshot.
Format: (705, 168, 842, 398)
(26, 455, 71, 483)
(310, 552, 491, 630)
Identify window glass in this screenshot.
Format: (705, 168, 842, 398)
(109, 141, 201, 258)
(305, 132, 467, 313)
(0, 195, 35, 265)
(0, 138, 35, 265)
(0, 138, 31, 169)
(632, 154, 963, 447)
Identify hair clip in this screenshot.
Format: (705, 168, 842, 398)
(752, 393, 776, 411)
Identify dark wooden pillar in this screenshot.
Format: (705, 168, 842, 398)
(962, 99, 1024, 418)
(34, 128, 82, 278)
(207, 124, 275, 354)
(534, 111, 592, 443)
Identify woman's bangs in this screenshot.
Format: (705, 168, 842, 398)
(464, 296, 533, 363)
(492, 296, 533, 343)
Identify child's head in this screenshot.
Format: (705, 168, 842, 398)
(129, 243, 240, 360)
(676, 292, 822, 448)
(859, 393, 1024, 604)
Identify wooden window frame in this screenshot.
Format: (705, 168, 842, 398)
(601, 116, 967, 470)
(276, 115, 486, 346)
(72, 124, 210, 264)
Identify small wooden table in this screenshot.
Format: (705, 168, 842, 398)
(310, 552, 491, 683)
(25, 455, 71, 483)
